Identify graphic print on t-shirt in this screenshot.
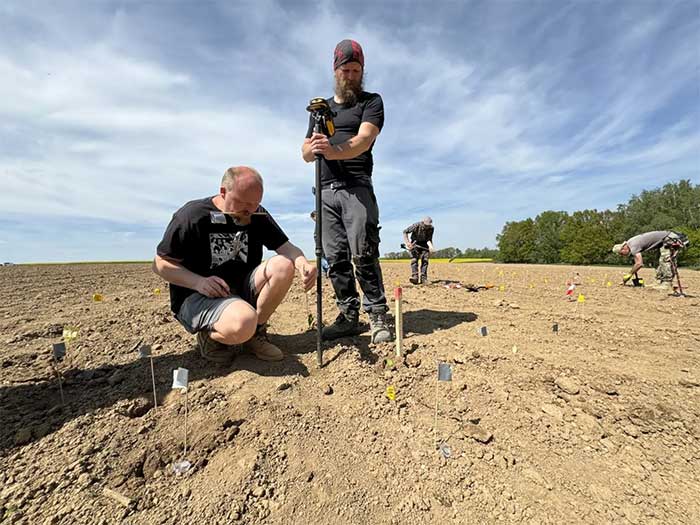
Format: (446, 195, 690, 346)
(210, 231, 248, 267)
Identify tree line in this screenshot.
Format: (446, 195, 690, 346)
(496, 180, 700, 266)
(383, 247, 498, 260)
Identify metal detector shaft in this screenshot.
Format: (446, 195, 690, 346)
(314, 123, 324, 367)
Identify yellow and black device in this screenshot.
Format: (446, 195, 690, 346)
(306, 97, 337, 368)
(306, 97, 336, 137)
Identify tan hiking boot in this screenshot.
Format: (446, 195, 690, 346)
(242, 325, 284, 361)
(197, 331, 237, 364)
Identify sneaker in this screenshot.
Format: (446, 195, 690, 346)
(369, 311, 393, 344)
(242, 325, 284, 361)
(322, 312, 362, 340)
(409, 276, 419, 285)
(420, 276, 428, 284)
(197, 331, 236, 364)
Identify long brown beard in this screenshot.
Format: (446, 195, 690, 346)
(334, 76, 364, 105)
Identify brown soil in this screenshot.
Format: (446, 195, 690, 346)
(1, 262, 699, 525)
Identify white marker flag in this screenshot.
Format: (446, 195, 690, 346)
(138, 345, 152, 358)
(172, 367, 189, 390)
(437, 362, 452, 382)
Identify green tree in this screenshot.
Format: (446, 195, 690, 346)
(496, 219, 536, 263)
(560, 210, 614, 265)
(532, 211, 568, 263)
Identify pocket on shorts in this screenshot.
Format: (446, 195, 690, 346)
(175, 294, 199, 334)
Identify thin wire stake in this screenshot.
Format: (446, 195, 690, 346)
(433, 365, 439, 444)
(184, 389, 188, 456)
(52, 355, 65, 406)
(149, 357, 158, 409)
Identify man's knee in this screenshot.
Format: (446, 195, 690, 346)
(352, 254, 377, 268)
(214, 303, 257, 344)
(266, 255, 295, 281)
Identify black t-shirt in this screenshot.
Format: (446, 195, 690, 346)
(404, 222, 434, 249)
(156, 197, 288, 314)
(306, 91, 384, 188)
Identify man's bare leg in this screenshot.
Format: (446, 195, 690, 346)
(252, 255, 295, 324)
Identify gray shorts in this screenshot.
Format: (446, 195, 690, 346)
(175, 269, 258, 334)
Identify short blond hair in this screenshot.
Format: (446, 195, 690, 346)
(221, 166, 263, 191)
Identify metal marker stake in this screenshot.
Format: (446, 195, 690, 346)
(433, 368, 439, 444)
(395, 286, 403, 358)
(150, 357, 158, 409)
(53, 355, 65, 407)
(139, 345, 157, 409)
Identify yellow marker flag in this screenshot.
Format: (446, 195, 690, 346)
(499, 285, 505, 292)
(386, 385, 396, 401)
(153, 288, 161, 295)
(92, 293, 103, 302)
(577, 293, 585, 303)
(606, 281, 612, 287)
(62, 327, 78, 345)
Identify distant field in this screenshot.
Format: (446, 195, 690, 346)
(381, 257, 493, 263)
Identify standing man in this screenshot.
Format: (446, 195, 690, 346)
(403, 217, 435, 284)
(154, 166, 316, 364)
(301, 39, 392, 344)
(612, 230, 686, 290)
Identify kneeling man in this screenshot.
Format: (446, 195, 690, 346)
(154, 166, 316, 363)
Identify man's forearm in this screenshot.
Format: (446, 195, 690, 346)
(324, 134, 374, 160)
(301, 142, 316, 163)
(153, 256, 202, 291)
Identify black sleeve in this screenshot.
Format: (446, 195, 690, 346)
(259, 209, 289, 251)
(403, 223, 418, 235)
(427, 228, 434, 242)
(156, 210, 192, 262)
(362, 94, 384, 132)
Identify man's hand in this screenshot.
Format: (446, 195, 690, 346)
(308, 132, 334, 158)
(195, 275, 231, 298)
(405, 242, 414, 250)
(300, 261, 317, 291)
(622, 273, 633, 285)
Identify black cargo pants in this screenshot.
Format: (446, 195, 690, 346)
(410, 247, 430, 280)
(321, 184, 388, 316)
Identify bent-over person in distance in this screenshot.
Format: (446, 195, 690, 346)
(153, 166, 316, 364)
(612, 230, 686, 291)
(403, 217, 435, 284)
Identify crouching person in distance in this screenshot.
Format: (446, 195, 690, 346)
(153, 166, 316, 364)
(611, 230, 686, 291)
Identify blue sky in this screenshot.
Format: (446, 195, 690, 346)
(1, 0, 698, 263)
